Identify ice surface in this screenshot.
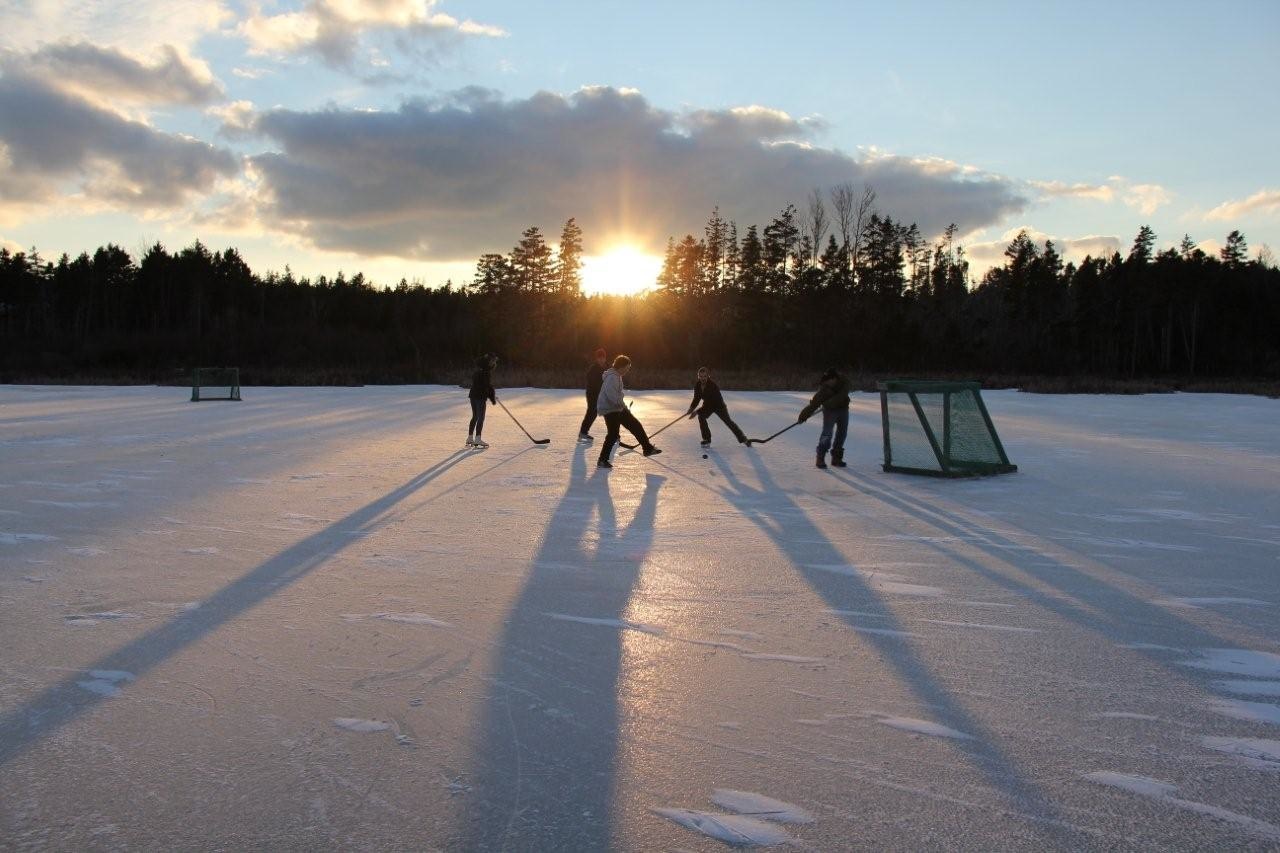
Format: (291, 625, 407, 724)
(2, 385, 1279, 850)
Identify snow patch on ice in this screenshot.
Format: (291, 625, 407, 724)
(1208, 699, 1280, 725)
(183, 547, 220, 555)
(919, 619, 1038, 634)
(741, 653, 826, 664)
(1181, 649, 1280, 678)
(1094, 712, 1161, 721)
(1214, 680, 1280, 697)
(1084, 771, 1280, 841)
(877, 716, 972, 740)
(373, 612, 453, 628)
(76, 669, 134, 697)
(1156, 597, 1270, 609)
(28, 499, 117, 509)
(652, 808, 796, 846)
(545, 613, 663, 635)
(1203, 736, 1280, 765)
(67, 547, 106, 556)
(850, 626, 919, 638)
(0, 532, 58, 545)
(719, 629, 764, 641)
(333, 718, 391, 733)
(1083, 771, 1177, 798)
(1123, 642, 1183, 652)
(710, 789, 815, 824)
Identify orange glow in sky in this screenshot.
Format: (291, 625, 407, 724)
(580, 246, 662, 296)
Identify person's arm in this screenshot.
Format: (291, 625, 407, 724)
(688, 382, 703, 413)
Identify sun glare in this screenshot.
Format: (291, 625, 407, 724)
(580, 246, 663, 296)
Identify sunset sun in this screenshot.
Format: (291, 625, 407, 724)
(580, 245, 663, 296)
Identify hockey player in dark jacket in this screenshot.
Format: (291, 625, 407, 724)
(578, 348, 607, 441)
(686, 366, 747, 446)
(467, 353, 498, 448)
(798, 368, 851, 468)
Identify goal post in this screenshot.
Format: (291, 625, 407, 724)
(191, 367, 242, 402)
(878, 380, 1016, 477)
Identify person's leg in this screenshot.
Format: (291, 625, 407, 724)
(816, 408, 835, 467)
(472, 398, 488, 445)
(831, 409, 849, 460)
(696, 410, 712, 443)
(716, 406, 747, 443)
(599, 412, 622, 463)
(580, 393, 597, 436)
(619, 409, 652, 448)
(468, 398, 482, 442)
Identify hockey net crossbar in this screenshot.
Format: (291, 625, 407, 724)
(877, 380, 1016, 477)
(191, 367, 242, 402)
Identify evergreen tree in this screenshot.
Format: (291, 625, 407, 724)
(510, 226, 555, 292)
(556, 218, 584, 295)
(1221, 230, 1248, 267)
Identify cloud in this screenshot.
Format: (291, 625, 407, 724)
(1031, 176, 1171, 215)
(965, 226, 1121, 273)
(0, 0, 230, 56)
(242, 86, 1028, 260)
(0, 72, 238, 223)
(3, 42, 223, 112)
(1205, 188, 1280, 222)
(239, 0, 505, 67)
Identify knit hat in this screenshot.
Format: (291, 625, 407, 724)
(820, 367, 839, 382)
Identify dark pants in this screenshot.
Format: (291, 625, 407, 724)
(817, 408, 848, 455)
(579, 392, 598, 435)
(468, 397, 487, 436)
(599, 409, 650, 461)
(697, 405, 746, 443)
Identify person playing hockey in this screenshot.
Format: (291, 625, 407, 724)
(798, 367, 851, 468)
(467, 353, 498, 448)
(686, 366, 748, 447)
(597, 355, 662, 468)
(578, 347, 607, 442)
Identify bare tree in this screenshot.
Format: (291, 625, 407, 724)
(851, 184, 877, 278)
(830, 182, 855, 270)
(803, 187, 828, 266)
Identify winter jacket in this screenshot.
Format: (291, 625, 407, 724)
(800, 374, 850, 419)
(596, 368, 626, 414)
(689, 378, 727, 414)
(469, 366, 496, 403)
(585, 363, 605, 398)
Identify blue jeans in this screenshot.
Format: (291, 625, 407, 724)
(817, 408, 848, 455)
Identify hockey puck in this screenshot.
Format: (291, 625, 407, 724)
(702, 453, 708, 459)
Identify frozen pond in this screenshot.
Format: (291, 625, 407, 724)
(1, 384, 1278, 849)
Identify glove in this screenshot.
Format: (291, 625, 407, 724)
(687, 409, 697, 419)
(798, 405, 814, 423)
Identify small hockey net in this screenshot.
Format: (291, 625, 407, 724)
(191, 367, 242, 401)
(878, 380, 1015, 477)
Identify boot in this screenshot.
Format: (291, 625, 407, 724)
(831, 449, 847, 468)
(815, 452, 827, 469)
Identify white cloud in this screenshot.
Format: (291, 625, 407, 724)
(4, 43, 223, 115)
(241, 86, 1028, 260)
(1205, 189, 1280, 222)
(0, 72, 237, 223)
(965, 226, 1121, 273)
(239, 0, 504, 66)
(1031, 176, 1171, 215)
(0, 0, 231, 56)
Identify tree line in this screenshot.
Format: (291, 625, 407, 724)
(1, 189, 1277, 386)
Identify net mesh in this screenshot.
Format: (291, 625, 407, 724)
(192, 368, 241, 401)
(880, 381, 1014, 476)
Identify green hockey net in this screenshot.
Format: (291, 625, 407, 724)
(191, 367, 242, 401)
(878, 380, 1015, 477)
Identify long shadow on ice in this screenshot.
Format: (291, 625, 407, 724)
(0, 448, 477, 768)
(453, 445, 663, 850)
(824, 467, 1272, 680)
(693, 450, 1080, 844)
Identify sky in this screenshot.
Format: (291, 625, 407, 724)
(1, 0, 1277, 291)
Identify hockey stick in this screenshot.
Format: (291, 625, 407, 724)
(497, 399, 550, 445)
(619, 411, 686, 450)
(745, 419, 805, 445)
